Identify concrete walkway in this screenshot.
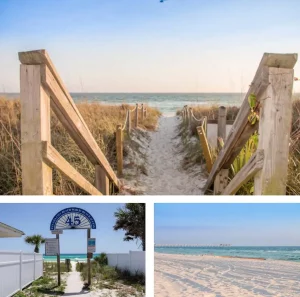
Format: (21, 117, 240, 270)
(64, 262, 89, 296)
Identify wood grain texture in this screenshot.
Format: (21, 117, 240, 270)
(42, 141, 102, 195)
(254, 67, 294, 195)
(197, 126, 212, 173)
(222, 149, 264, 195)
(95, 165, 110, 195)
(40, 64, 119, 189)
(204, 53, 297, 192)
(217, 106, 227, 150)
(116, 125, 123, 176)
(214, 169, 229, 195)
(20, 65, 53, 195)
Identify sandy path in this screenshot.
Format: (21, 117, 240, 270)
(155, 253, 300, 297)
(141, 116, 206, 195)
(64, 261, 88, 296)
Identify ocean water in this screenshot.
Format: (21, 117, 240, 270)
(43, 253, 93, 262)
(155, 246, 300, 262)
(2, 92, 245, 114)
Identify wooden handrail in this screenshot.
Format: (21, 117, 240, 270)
(19, 49, 120, 194)
(203, 53, 297, 193)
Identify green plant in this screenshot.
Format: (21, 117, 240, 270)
(94, 253, 108, 266)
(114, 204, 145, 251)
(24, 235, 45, 253)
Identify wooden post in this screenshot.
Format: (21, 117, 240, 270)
(87, 229, 91, 286)
(144, 108, 147, 119)
(218, 106, 227, 150)
(95, 165, 110, 195)
(141, 104, 144, 123)
(135, 103, 138, 128)
(56, 234, 61, 286)
(116, 125, 123, 176)
(127, 110, 131, 135)
(254, 67, 294, 195)
(20, 64, 53, 195)
(197, 126, 213, 172)
(214, 169, 229, 195)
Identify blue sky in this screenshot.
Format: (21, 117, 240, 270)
(0, 0, 300, 92)
(0, 203, 142, 253)
(155, 204, 300, 246)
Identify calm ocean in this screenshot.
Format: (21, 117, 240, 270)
(2, 92, 245, 114)
(43, 254, 95, 262)
(155, 246, 300, 262)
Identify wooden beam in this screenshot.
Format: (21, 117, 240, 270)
(214, 169, 229, 195)
(40, 64, 119, 189)
(127, 110, 131, 134)
(197, 126, 212, 173)
(116, 125, 123, 176)
(42, 142, 102, 195)
(222, 149, 264, 195)
(204, 53, 297, 192)
(95, 165, 110, 195)
(20, 65, 53, 195)
(217, 106, 227, 150)
(254, 67, 294, 195)
(141, 104, 144, 123)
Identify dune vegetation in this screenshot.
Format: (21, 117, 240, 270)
(179, 97, 300, 195)
(0, 97, 160, 195)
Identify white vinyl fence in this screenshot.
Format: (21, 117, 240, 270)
(0, 251, 43, 297)
(107, 251, 145, 274)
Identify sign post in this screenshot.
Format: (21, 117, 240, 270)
(56, 234, 61, 286)
(45, 237, 60, 285)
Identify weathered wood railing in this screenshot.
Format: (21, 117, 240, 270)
(182, 53, 297, 195)
(116, 103, 147, 176)
(19, 49, 120, 195)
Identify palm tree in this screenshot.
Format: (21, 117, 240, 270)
(113, 203, 145, 251)
(24, 234, 45, 253)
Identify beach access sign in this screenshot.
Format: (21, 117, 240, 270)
(87, 238, 96, 253)
(50, 207, 96, 230)
(45, 238, 59, 256)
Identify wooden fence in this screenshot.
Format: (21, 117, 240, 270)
(116, 103, 147, 176)
(181, 53, 298, 195)
(19, 49, 136, 195)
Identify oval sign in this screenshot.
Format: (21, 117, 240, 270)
(50, 207, 96, 230)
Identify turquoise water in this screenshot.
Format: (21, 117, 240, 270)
(155, 246, 300, 262)
(1, 92, 245, 114)
(43, 253, 96, 262)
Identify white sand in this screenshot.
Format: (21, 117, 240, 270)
(141, 116, 206, 195)
(64, 261, 88, 296)
(155, 253, 300, 297)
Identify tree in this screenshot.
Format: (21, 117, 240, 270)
(113, 203, 145, 251)
(24, 234, 45, 253)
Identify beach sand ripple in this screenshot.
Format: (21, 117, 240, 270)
(155, 253, 300, 297)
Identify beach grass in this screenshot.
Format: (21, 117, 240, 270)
(13, 275, 66, 297)
(76, 261, 145, 295)
(179, 97, 300, 195)
(0, 97, 160, 195)
(44, 262, 68, 274)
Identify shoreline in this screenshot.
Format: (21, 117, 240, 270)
(154, 251, 300, 263)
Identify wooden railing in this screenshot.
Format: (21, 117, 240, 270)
(116, 103, 147, 176)
(19, 49, 121, 195)
(181, 53, 298, 195)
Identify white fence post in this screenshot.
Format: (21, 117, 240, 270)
(33, 253, 36, 279)
(19, 251, 23, 290)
